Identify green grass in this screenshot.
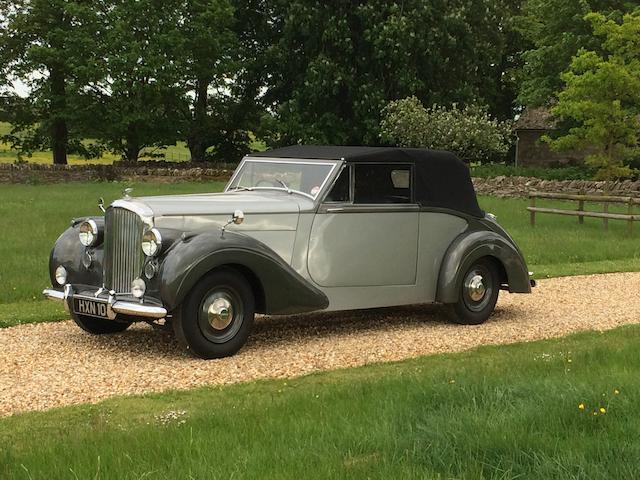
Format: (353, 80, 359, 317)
(0, 184, 638, 328)
(2, 325, 639, 479)
(481, 196, 640, 278)
(0, 300, 67, 328)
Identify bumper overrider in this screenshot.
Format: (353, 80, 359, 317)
(43, 284, 167, 320)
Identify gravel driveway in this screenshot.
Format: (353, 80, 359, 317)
(1, 272, 639, 417)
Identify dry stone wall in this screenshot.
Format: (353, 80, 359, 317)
(472, 176, 640, 198)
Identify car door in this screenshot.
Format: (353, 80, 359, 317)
(307, 163, 419, 287)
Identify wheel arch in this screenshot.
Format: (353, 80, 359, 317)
(158, 231, 328, 315)
(436, 230, 531, 304)
(214, 263, 267, 314)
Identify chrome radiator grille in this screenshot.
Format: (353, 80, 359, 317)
(104, 207, 145, 293)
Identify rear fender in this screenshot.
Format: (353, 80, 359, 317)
(436, 230, 531, 304)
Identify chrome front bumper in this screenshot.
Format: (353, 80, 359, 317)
(43, 285, 167, 319)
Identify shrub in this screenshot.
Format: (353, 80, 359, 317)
(380, 96, 514, 164)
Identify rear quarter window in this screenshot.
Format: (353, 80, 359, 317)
(353, 164, 412, 204)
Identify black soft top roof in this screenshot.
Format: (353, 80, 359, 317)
(248, 146, 483, 217)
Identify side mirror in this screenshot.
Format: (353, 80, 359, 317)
(221, 210, 245, 237)
(232, 209, 244, 225)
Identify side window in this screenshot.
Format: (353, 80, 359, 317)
(324, 165, 351, 203)
(353, 164, 412, 204)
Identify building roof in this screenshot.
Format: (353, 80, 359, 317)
(514, 107, 556, 131)
(248, 146, 483, 217)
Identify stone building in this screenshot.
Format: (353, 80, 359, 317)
(514, 107, 586, 167)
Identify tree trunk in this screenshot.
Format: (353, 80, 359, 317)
(188, 78, 210, 163)
(124, 123, 140, 162)
(188, 136, 207, 163)
(49, 66, 68, 165)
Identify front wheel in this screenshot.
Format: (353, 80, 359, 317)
(173, 269, 255, 359)
(445, 259, 499, 325)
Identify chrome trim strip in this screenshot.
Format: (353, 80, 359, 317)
(318, 204, 420, 214)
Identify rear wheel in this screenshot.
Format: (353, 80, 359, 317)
(71, 312, 132, 334)
(173, 269, 255, 359)
(445, 259, 499, 325)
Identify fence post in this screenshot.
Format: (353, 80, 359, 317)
(577, 189, 584, 224)
(530, 194, 536, 227)
(603, 202, 609, 231)
(628, 199, 634, 235)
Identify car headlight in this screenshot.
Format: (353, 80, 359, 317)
(55, 265, 67, 285)
(141, 228, 162, 257)
(78, 219, 99, 247)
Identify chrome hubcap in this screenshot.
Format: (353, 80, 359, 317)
(206, 297, 234, 330)
(466, 274, 486, 302)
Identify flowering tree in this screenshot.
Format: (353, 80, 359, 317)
(380, 96, 513, 164)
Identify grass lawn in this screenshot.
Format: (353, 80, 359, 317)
(0, 182, 638, 328)
(1, 325, 638, 479)
(480, 196, 640, 278)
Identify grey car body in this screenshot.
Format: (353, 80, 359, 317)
(44, 146, 533, 358)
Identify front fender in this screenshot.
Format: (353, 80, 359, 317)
(48, 218, 105, 288)
(158, 230, 329, 315)
(436, 229, 531, 304)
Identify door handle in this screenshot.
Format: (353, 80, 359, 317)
(326, 207, 345, 213)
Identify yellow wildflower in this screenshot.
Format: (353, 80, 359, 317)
(600, 407, 606, 414)
(614, 389, 620, 395)
(578, 403, 585, 410)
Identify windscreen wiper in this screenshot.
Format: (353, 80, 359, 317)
(275, 179, 292, 194)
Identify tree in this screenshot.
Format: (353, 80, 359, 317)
(0, 0, 102, 164)
(79, 0, 186, 162)
(546, 12, 640, 180)
(516, 0, 637, 107)
(261, 0, 528, 147)
(175, 0, 239, 163)
(380, 96, 513, 164)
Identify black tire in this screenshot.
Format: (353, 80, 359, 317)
(445, 258, 500, 325)
(71, 312, 132, 334)
(173, 268, 255, 359)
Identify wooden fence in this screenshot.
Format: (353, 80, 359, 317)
(527, 192, 640, 233)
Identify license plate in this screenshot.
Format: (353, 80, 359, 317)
(73, 297, 110, 319)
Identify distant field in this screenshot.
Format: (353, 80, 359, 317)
(0, 122, 265, 164)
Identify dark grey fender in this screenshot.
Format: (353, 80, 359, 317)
(158, 230, 329, 315)
(436, 226, 531, 304)
(48, 218, 105, 288)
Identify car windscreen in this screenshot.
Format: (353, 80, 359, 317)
(227, 160, 337, 198)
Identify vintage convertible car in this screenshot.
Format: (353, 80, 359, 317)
(44, 146, 533, 358)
